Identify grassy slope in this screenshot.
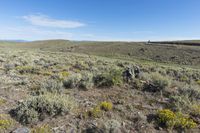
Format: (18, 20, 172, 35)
(1, 40, 200, 68)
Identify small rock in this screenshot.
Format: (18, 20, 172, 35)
(134, 66, 141, 79)
(12, 127, 30, 133)
(137, 112, 147, 122)
(0, 58, 5, 62)
(114, 105, 124, 112)
(34, 60, 39, 64)
(121, 121, 126, 127)
(4, 64, 15, 70)
(158, 127, 163, 130)
(123, 66, 135, 82)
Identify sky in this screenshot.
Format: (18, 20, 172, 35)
(0, 0, 200, 41)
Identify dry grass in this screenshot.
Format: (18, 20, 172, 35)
(0, 41, 199, 132)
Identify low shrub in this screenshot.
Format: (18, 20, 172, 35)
(16, 66, 39, 74)
(196, 80, 200, 86)
(60, 71, 70, 77)
(177, 85, 200, 101)
(174, 112, 197, 129)
(94, 74, 112, 87)
(169, 84, 200, 112)
(157, 109, 197, 129)
(109, 69, 123, 85)
(145, 73, 170, 92)
(59, 71, 70, 80)
(31, 125, 52, 133)
(79, 72, 94, 90)
(84, 101, 113, 118)
(0, 98, 6, 106)
(40, 79, 63, 93)
(73, 61, 89, 70)
(102, 119, 121, 132)
(40, 71, 53, 76)
(100, 101, 113, 111)
(86, 106, 102, 118)
(11, 93, 76, 124)
(62, 72, 94, 90)
(151, 73, 170, 90)
(94, 69, 123, 87)
(169, 95, 191, 112)
(63, 73, 82, 89)
(132, 79, 144, 90)
(179, 75, 189, 82)
(190, 104, 200, 117)
(0, 114, 13, 131)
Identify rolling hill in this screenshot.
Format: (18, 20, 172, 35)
(1, 40, 200, 67)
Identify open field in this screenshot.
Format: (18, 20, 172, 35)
(0, 40, 199, 132)
(1, 40, 200, 68)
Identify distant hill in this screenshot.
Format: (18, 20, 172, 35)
(0, 40, 28, 43)
(149, 40, 200, 46)
(0, 39, 200, 67)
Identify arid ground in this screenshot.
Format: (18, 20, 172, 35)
(0, 40, 200, 133)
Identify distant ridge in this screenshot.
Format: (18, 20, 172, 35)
(149, 40, 200, 46)
(0, 40, 28, 43)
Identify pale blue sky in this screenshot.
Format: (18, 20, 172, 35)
(0, 0, 200, 41)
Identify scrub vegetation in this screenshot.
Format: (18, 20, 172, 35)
(0, 40, 200, 132)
